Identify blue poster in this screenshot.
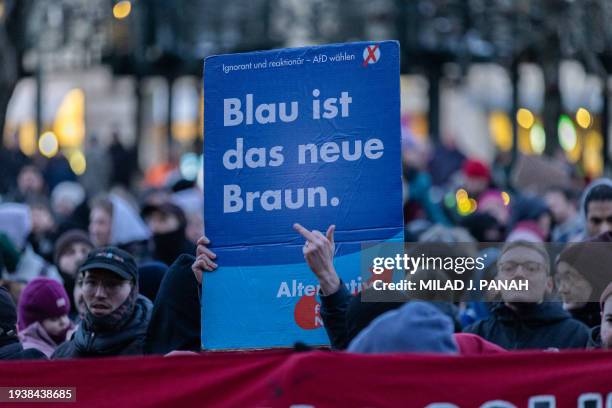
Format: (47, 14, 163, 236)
(203, 41, 403, 349)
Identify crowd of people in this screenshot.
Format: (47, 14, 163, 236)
(0, 132, 612, 360)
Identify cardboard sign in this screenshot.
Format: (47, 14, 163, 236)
(202, 41, 403, 349)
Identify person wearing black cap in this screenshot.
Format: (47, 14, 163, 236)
(52, 247, 153, 358)
(0, 287, 45, 360)
(141, 202, 196, 267)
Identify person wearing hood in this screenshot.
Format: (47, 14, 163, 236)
(89, 194, 151, 261)
(52, 247, 153, 358)
(145, 254, 200, 355)
(581, 178, 612, 239)
(545, 186, 583, 243)
(17, 278, 74, 358)
(137, 261, 167, 302)
(0, 287, 45, 360)
(0, 203, 62, 285)
(27, 200, 58, 264)
(51, 181, 91, 235)
(463, 240, 589, 350)
(509, 195, 554, 242)
(53, 229, 94, 320)
(347, 302, 459, 354)
(141, 202, 196, 267)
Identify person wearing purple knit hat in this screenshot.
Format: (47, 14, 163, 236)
(17, 278, 74, 357)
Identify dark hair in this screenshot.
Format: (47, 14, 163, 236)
(584, 184, 612, 216)
(546, 185, 576, 202)
(90, 195, 113, 217)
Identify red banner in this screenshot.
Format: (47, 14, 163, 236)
(0, 350, 611, 407)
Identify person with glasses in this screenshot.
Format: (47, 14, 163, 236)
(52, 247, 152, 358)
(463, 240, 589, 350)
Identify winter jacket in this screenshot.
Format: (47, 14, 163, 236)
(568, 302, 601, 329)
(19, 321, 73, 358)
(587, 325, 602, 349)
(0, 340, 46, 360)
(463, 302, 589, 350)
(52, 295, 152, 359)
(144, 254, 201, 354)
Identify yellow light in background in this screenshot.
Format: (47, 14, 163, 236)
(456, 189, 468, 201)
(457, 199, 472, 215)
(456, 189, 477, 215)
(410, 114, 429, 139)
(68, 150, 87, 175)
(516, 108, 535, 129)
(583, 130, 603, 178)
(489, 111, 512, 152)
(39, 131, 59, 158)
(585, 130, 603, 150)
(468, 198, 477, 213)
(19, 121, 37, 156)
(501, 191, 510, 206)
(0, 2, 5, 21)
(575, 107, 592, 129)
(518, 126, 533, 154)
(54, 89, 85, 148)
(113, 1, 131, 19)
(529, 123, 546, 154)
(172, 122, 198, 142)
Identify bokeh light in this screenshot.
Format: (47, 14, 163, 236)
(38, 131, 59, 158)
(516, 108, 535, 129)
(113, 1, 131, 19)
(575, 107, 592, 129)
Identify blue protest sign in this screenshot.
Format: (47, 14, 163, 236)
(203, 41, 403, 349)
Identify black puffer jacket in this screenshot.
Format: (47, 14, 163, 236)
(463, 302, 589, 350)
(52, 295, 152, 359)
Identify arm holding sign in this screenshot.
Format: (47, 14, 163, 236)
(293, 223, 352, 349)
(191, 236, 218, 284)
(192, 225, 352, 349)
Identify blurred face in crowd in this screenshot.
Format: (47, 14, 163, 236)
(464, 176, 488, 197)
(555, 262, 592, 310)
(537, 213, 552, 240)
(89, 207, 112, 246)
(53, 198, 77, 218)
(497, 245, 552, 304)
(146, 210, 180, 235)
(602, 298, 612, 349)
(30, 206, 55, 234)
(41, 314, 71, 339)
(59, 242, 92, 276)
(82, 270, 132, 317)
(545, 191, 574, 224)
(586, 200, 612, 238)
(17, 167, 44, 195)
(73, 274, 87, 318)
(185, 213, 204, 244)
